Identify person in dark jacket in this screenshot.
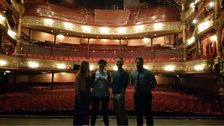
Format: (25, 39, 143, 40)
(131, 57, 157, 126)
(112, 58, 129, 125)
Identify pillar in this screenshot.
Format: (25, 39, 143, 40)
(181, 3, 187, 61)
(14, 0, 24, 55)
(215, 0, 222, 58)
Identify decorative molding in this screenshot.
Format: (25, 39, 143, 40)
(0, 54, 214, 73)
(22, 16, 182, 37)
(11, 0, 21, 13)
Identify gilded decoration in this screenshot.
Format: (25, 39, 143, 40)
(0, 54, 214, 73)
(22, 16, 183, 37)
(11, 0, 21, 13)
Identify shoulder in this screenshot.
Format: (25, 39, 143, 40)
(131, 70, 137, 76)
(76, 72, 81, 77)
(112, 71, 117, 76)
(144, 69, 153, 75)
(75, 72, 82, 81)
(123, 70, 129, 75)
(92, 70, 97, 75)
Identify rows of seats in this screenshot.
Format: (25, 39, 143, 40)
(25, 3, 86, 24)
(152, 91, 211, 114)
(1, 89, 74, 112)
(24, 1, 180, 25)
(0, 86, 222, 115)
(21, 53, 183, 63)
(23, 40, 170, 52)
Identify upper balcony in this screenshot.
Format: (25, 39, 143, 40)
(21, 0, 182, 39)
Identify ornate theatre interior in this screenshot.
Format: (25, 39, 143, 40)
(0, 0, 224, 115)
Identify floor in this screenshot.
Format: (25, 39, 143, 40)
(0, 116, 224, 126)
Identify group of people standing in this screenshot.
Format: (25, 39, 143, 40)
(74, 57, 157, 126)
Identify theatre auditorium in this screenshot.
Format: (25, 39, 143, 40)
(0, 0, 224, 125)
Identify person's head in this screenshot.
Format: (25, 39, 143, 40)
(98, 59, 107, 70)
(80, 61, 90, 74)
(135, 57, 144, 71)
(116, 58, 124, 70)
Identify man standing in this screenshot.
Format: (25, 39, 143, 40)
(131, 57, 157, 126)
(91, 59, 111, 126)
(112, 58, 129, 125)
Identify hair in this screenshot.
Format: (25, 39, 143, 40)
(80, 61, 89, 74)
(116, 58, 124, 62)
(135, 57, 144, 63)
(98, 59, 107, 65)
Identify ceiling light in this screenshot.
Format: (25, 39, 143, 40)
(192, 19, 197, 24)
(164, 65, 175, 71)
(61, 72, 66, 75)
(82, 26, 91, 33)
(90, 64, 95, 71)
(144, 65, 151, 70)
(0, 14, 5, 23)
(190, 3, 195, 8)
(152, 16, 156, 20)
(153, 23, 164, 30)
(57, 63, 66, 69)
(5, 70, 11, 73)
(101, 39, 108, 42)
(28, 61, 39, 68)
(195, 0, 200, 3)
(63, 22, 73, 30)
(209, 35, 217, 41)
(7, 29, 17, 39)
(187, 36, 195, 45)
(118, 27, 126, 34)
(198, 21, 210, 33)
(57, 34, 64, 39)
(43, 19, 54, 25)
(113, 65, 118, 71)
(134, 25, 144, 32)
(194, 64, 205, 71)
(209, 1, 214, 8)
(0, 60, 7, 66)
(100, 27, 109, 34)
(143, 38, 150, 43)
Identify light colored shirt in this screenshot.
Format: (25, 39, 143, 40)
(91, 70, 111, 97)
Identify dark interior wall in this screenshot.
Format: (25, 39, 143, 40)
(7, 73, 76, 84)
(185, 74, 218, 102)
(74, 0, 124, 9)
(187, 75, 217, 92)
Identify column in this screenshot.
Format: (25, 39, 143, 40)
(181, 3, 187, 61)
(119, 39, 122, 58)
(51, 73, 54, 89)
(14, 0, 24, 55)
(28, 28, 31, 43)
(51, 34, 56, 56)
(151, 38, 155, 59)
(215, 0, 222, 58)
(196, 36, 202, 59)
(87, 38, 90, 59)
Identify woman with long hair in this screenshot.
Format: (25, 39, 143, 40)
(73, 61, 91, 126)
